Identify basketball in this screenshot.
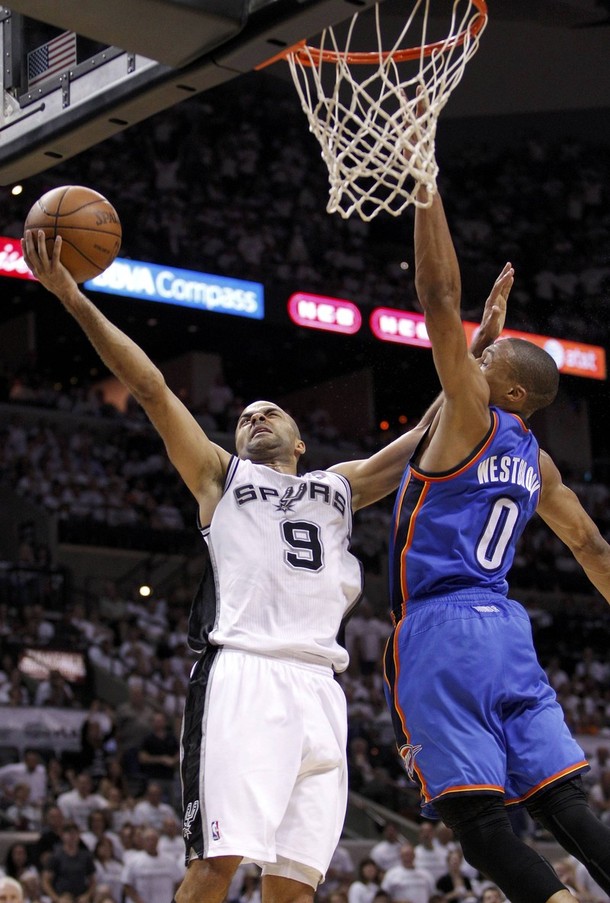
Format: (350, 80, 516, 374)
(24, 185, 122, 283)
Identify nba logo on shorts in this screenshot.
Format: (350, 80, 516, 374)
(211, 820, 221, 841)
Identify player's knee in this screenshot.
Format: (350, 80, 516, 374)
(435, 795, 566, 903)
(261, 877, 315, 903)
(436, 795, 509, 855)
(176, 856, 241, 903)
(527, 777, 610, 888)
(261, 860, 320, 903)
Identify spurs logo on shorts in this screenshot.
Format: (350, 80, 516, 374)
(183, 800, 200, 838)
(400, 742, 423, 779)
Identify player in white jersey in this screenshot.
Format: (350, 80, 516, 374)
(22, 229, 509, 903)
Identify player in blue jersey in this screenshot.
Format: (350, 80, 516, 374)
(383, 159, 610, 903)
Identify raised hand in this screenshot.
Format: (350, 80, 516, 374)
(21, 230, 78, 299)
(470, 261, 514, 358)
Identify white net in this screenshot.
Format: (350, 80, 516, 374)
(285, 0, 487, 221)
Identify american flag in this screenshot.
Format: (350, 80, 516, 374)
(27, 31, 77, 88)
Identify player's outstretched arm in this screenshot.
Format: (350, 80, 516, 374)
(332, 261, 513, 511)
(22, 230, 230, 517)
(537, 451, 610, 603)
(469, 261, 513, 359)
(414, 186, 481, 399)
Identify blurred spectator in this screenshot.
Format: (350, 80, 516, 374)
(44, 758, 72, 804)
(347, 858, 381, 903)
(21, 604, 55, 646)
(0, 876, 24, 903)
(136, 712, 179, 806)
(0, 749, 47, 808)
(435, 848, 477, 902)
(33, 670, 75, 709)
(118, 624, 155, 680)
(344, 600, 389, 679)
(585, 745, 610, 788)
(92, 837, 124, 903)
(62, 719, 116, 787)
(98, 759, 131, 803)
(545, 656, 571, 693)
(18, 873, 45, 903)
(100, 785, 137, 834)
(4, 843, 39, 885)
(97, 581, 129, 623)
(3, 782, 43, 831)
(156, 815, 183, 866)
(574, 647, 609, 687)
(30, 804, 68, 870)
(132, 782, 178, 832)
(41, 822, 96, 903)
(369, 822, 403, 875)
(56, 773, 109, 832)
(347, 736, 374, 791)
(88, 637, 127, 679)
(433, 823, 479, 884)
(589, 769, 610, 823)
(479, 887, 506, 903)
(81, 810, 123, 861)
(114, 683, 160, 795)
(413, 821, 447, 884)
(117, 824, 144, 866)
(380, 842, 435, 903)
(0, 662, 31, 706)
(120, 827, 183, 903)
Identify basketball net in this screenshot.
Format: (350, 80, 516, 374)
(263, 0, 487, 221)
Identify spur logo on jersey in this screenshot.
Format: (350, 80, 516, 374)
(399, 742, 423, 779)
(477, 454, 540, 497)
(233, 480, 347, 516)
(276, 483, 307, 512)
(183, 800, 199, 839)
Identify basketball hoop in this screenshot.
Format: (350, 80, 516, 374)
(258, 0, 488, 221)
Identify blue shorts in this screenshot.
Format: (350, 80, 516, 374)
(383, 590, 589, 819)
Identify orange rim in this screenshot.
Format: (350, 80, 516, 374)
(256, 0, 487, 69)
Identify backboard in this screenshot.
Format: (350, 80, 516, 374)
(0, 0, 380, 185)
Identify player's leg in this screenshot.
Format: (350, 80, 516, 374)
(435, 794, 576, 903)
(525, 777, 610, 894)
(181, 649, 305, 863)
(260, 666, 348, 903)
(262, 875, 315, 903)
(175, 856, 242, 903)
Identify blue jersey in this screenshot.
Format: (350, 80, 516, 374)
(389, 407, 541, 620)
(384, 406, 588, 817)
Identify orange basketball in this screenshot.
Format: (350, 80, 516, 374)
(24, 185, 122, 283)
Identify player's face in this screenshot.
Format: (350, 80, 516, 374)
(478, 340, 517, 406)
(235, 401, 303, 461)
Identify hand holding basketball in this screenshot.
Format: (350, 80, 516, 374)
(23, 185, 122, 283)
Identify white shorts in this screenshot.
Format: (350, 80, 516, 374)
(181, 646, 348, 886)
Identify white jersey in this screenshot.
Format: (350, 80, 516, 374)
(197, 457, 362, 671)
